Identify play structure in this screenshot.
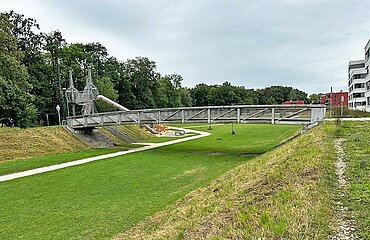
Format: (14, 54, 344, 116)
(65, 69, 326, 129)
(65, 68, 129, 117)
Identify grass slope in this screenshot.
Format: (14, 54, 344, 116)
(0, 124, 300, 239)
(114, 125, 154, 141)
(117, 124, 336, 239)
(334, 121, 370, 239)
(0, 126, 89, 162)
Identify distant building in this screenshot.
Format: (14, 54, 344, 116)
(281, 100, 305, 105)
(348, 39, 370, 112)
(320, 92, 348, 107)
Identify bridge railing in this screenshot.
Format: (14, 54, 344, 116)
(66, 105, 326, 129)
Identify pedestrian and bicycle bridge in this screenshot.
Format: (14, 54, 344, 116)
(67, 104, 326, 129)
(65, 69, 326, 129)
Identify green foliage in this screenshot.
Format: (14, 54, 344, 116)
(0, 13, 37, 127)
(95, 76, 118, 112)
(257, 86, 308, 104)
(0, 10, 312, 127)
(267, 96, 277, 105)
(329, 106, 370, 118)
(191, 82, 259, 106)
(309, 93, 322, 104)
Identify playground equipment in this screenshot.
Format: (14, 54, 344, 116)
(65, 68, 129, 116)
(65, 69, 326, 129)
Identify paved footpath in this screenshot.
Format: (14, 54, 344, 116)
(0, 127, 209, 182)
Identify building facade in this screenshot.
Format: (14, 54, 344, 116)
(348, 39, 370, 112)
(320, 92, 348, 107)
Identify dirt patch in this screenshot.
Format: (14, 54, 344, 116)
(331, 139, 356, 240)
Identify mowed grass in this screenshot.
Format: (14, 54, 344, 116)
(0, 148, 122, 176)
(168, 123, 301, 154)
(118, 124, 336, 239)
(0, 124, 300, 239)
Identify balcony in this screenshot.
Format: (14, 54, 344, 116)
(351, 88, 365, 94)
(349, 68, 367, 79)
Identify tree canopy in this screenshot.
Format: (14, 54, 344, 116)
(0, 11, 313, 127)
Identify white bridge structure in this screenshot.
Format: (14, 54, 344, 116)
(65, 69, 326, 129)
(67, 104, 325, 129)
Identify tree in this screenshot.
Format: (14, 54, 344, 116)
(5, 11, 43, 66)
(95, 76, 119, 112)
(190, 83, 210, 106)
(309, 93, 322, 104)
(180, 88, 192, 107)
(117, 57, 160, 109)
(0, 13, 36, 127)
(266, 96, 277, 105)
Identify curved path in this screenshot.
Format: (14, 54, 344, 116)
(0, 127, 209, 182)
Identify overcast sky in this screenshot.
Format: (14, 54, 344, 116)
(1, 0, 370, 93)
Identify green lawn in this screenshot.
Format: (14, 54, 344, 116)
(0, 148, 123, 176)
(168, 123, 301, 154)
(119, 124, 337, 240)
(0, 124, 301, 239)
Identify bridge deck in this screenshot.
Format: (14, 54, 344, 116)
(66, 105, 326, 129)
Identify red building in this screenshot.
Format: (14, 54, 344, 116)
(320, 92, 348, 106)
(281, 100, 305, 105)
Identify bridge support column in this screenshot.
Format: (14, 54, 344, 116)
(181, 110, 185, 123)
(207, 108, 211, 124)
(271, 108, 275, 124)
(237, 108, 241, 123)
(137, 112, 141, 126)
(84, 116, 88, 127)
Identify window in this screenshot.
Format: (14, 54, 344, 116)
(354, 83, 365, 89)
(355, 101, 366, 106)
(353, 92, 365, 98)
(352, 74, 367, 79)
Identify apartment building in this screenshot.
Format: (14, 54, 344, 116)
(320, 92, 348, 107)
(348, 39, 370, 112)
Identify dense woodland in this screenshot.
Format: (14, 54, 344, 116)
(1, 11, 314, 128)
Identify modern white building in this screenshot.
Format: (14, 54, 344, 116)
(348, 39, 370, 112)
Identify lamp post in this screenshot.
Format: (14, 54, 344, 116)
(341, 95, 344, 117)
(56, 105, 61, 126)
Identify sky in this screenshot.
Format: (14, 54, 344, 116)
(1, 0, 370, 94)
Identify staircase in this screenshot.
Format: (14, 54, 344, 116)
(64, 126, 116, 148)
(103, 126, 137, 143)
